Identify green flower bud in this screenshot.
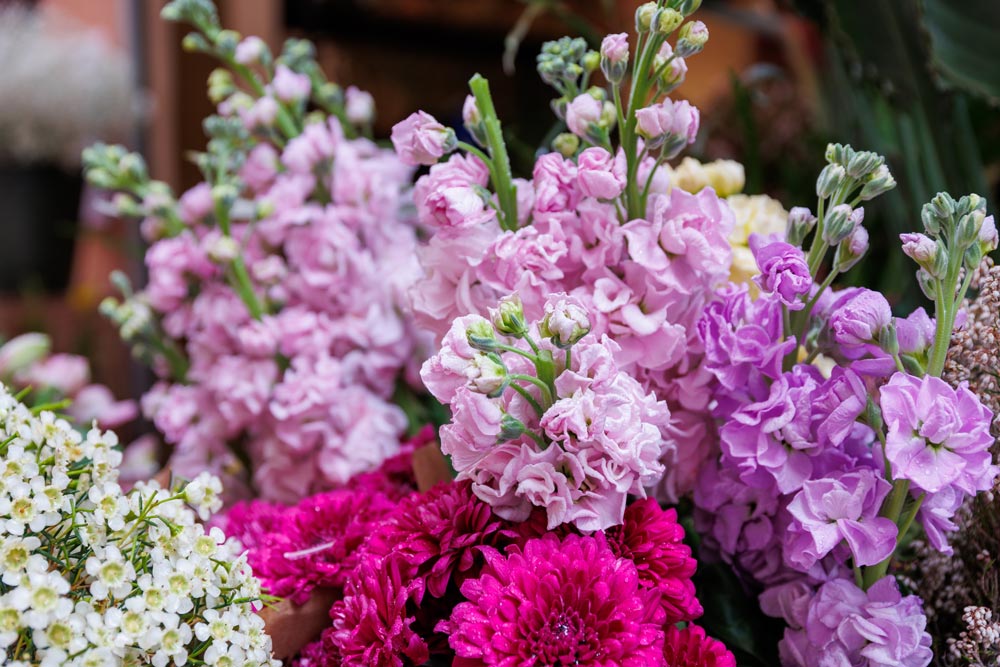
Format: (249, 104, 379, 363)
(864, 395, 883, 432)
(491, 295, 527, 337)
(825, 143, 853, 167)
(215, 29, 240, 56)
(916, 268, 937, 301)
(466, 318, 499, 352)
(675, 20, 708, 56)
(182, 32, 211, 54)
(786, 207, 817, 246)
(816, 163, 847, 199)
(207, 69, 236, 104)
(674, 0, 703, 15)
(582, 50, 600, 73)
(878, 321, 899, 357)
(656, 8, 685, 35)
(957, 210, 986, 248)
(553, 132, 580, 158)
(636, 2, 659, 33)
(498, 413, 527, 443)
(845, 150, 882, 179)
(858, 164, 896, 201)
(211, 183, 238, 211)
(118, 153, 148, 183)
(822, 204, 859, 245)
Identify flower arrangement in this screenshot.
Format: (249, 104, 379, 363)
(0, 4, 138, 168)
(0, 384, 277, 666)
(84, 0, 426, 502)
(61, 0, 1000, 664)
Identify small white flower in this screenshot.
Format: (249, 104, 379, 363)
(182, 472, 224, 520)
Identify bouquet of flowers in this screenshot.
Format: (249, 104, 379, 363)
(84, 0, 427, 502)
(0, 384, 277, 666)
(67, 0, 1000, 664)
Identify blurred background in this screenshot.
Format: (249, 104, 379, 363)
(1, 0, 998, 404)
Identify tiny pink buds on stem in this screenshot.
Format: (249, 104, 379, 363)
(786, 207, 817, 246)
(462, 95, 488, 146)
(490, 294, 527, 337)
(344, 86, 375, 126)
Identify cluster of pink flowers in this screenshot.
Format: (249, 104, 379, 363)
(96, 65, 425, 502)
(398, 106, 732, 505)
(422, 294, 673, 531)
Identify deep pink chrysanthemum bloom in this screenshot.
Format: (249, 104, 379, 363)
(369, 480, 516, 599)
(446, 533, 664, 666)
(663, 624, 737, 667)
(329, 555, 430, 667)
(604, 498, 703, 623)
(226, 487, 398, 604)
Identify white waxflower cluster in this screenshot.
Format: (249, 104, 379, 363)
(0, 384, 279, 667)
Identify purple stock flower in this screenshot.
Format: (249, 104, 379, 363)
(749, 236, 812, 309)
(879, 372, 997, 495)
(829, 288, 892, 348)
(720, 365, 824, 494)
(785, 468, 897, 570)
(895, 307, 935, 355)
(780, 576, 932, 667)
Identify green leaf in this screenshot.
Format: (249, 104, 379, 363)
(921, 0, 1000, 105)
(692, 562, 785, 667)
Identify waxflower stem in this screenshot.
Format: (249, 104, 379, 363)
(469, 74, 518, 232)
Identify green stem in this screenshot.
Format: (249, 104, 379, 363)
(493, 342, 539, 363)
(510, 383, 544, 417)
(862, 478, 910, 589)
(469, 75, 518, 231)
(508, 373, 554, 409)
(215, 201, 265, 320)
(623, 32, 664, 220)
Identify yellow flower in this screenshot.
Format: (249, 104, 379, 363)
(726, 194, 788, 289)
(669, 157, 745, 197)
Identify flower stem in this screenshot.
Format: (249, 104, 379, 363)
(469, 74, 518, 231)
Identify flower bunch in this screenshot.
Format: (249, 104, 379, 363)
(393, 0, 732, 501)
(224, 473, 721, 666)
(422, 293, 671, 531)
(693, 144, 999, 666)
(0, 383, 276, 667)
(83, 0, 424, 502)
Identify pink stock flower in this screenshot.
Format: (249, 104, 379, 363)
(564, 93, 603, 139)
(446, 533, 665, 666)
(414, 154, 494, 230)
(600, 32, 629, 64)
(272, 64, 312, 102)
(635, 99, 700, 145)
(750, 237, 812, 309)
(17, 353, 90, 396)
(345, 86, 375, 125)
(391, 111, 456, 166)
(576, 146, 626, 200)
(829, 288, 892, 348)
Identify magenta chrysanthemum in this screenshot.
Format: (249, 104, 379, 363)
(224, 487, 398, 603)
(604, 498, 702, 623)
(662, 624, 737, 667)
(369, 479, 515, 598)
(329, 556, 430, 667)
(446, 533, 664, 666)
